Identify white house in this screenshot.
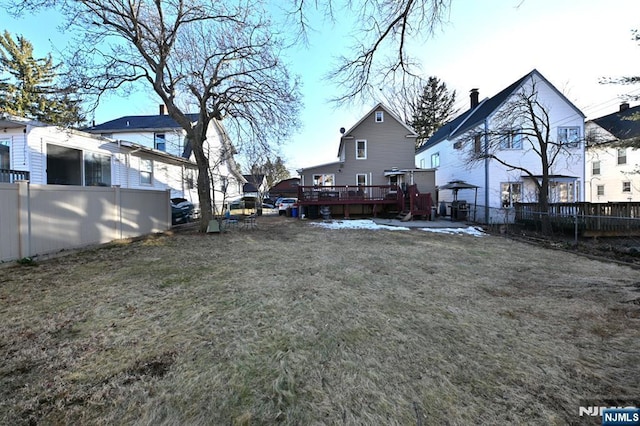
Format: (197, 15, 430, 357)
(84, 106, 246, 212)
(415, 69, 585, 224)
(0, 113, 198, 200)
(585, 102, 640, 202)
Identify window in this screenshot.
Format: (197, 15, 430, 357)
(501, 182, 522, 207)
(592, 161, 600, 175)
(474, 135, 482, 154)
(617, 148, 627, 165)
(356, 140, 367, 159)
(84, 152, 111, 186)
(431, 152, 440, 168)
(596, 185, 605, 196)
(356, 174, 367, 186)
(375, 111, 384, 122)
(154, 133, 166, 151)
(500, 130, 522, 150)
(186, 169, 195, 189)
(549, 181, 576, 202)
(558, 127, 580, 148)
(140, 158, 153, 185)
(419, 158, 425, 168)
(0, 140, 10, 170)
(622, 181, 631, 193)
(312, 174, 334, 187)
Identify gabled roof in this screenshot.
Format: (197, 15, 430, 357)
(589, 104, 640, 142)
(242, 174, 266, 192)
(343, 103, 418, 137)
(417, 69, 585, 153)
(85, 113, 199, 132)
(338, 103, 417, 157)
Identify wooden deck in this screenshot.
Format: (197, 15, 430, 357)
(297, 185, 432, 219)
(515, 202, 640, 237)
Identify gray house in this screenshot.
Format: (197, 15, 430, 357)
(298, 103, 435, 218)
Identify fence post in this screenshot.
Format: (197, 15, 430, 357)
(17, 180, 31, 259)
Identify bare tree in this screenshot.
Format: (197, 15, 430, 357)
(289, 0, 451, 103)
(6, 0, 301, 231)
(464, 79, 581, 233)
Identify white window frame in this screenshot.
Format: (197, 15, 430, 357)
(501, 182, 522, 208)
(558, 127, 580, 148)
(622, 181, 631, 193)
(140, 158, 153, 185)
(430, 152, 440, 168)
(356, 173, 367, 186)
(596, 185, 605, 196)
(312, 173, 335, 187)
(0, 139, 10, 170)
(419, 158, 425, 168)
(154, 133, 166, 151)
(375, 111, 384, 123)
(617, 148, 627, 165)
(356, 139, 367, 160)
(592, 160, 600, 175)
(500, 130, 523, 150)
(84, 152, 111, 187)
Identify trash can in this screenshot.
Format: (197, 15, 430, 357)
(285, 207, 292, 217)
(291, 204, 299, 218)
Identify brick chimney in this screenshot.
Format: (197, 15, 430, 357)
(470, 88, 479, 109)
(620, 102, 630, 112)
(159, 104, 165, 115)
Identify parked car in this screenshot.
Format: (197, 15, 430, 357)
(171, 198, 195, 225)
(228, 196, 258, 211)
(277, 198, 297, 215)
(261, 200, 275, 209)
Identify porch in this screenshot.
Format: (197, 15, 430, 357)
(297, 184, 432, 219)
(0, 169, 30, 183)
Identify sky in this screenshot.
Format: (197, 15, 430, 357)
(2, 0, 640, 174)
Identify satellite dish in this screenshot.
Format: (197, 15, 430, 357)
(339, 127, 345, 134)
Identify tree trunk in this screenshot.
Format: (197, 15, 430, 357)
(538, 175, 552, 235)
(191, 139, 213, 233)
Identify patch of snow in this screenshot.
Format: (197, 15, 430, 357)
(419, 226, 487, 237)
(309, 219, 409, 231)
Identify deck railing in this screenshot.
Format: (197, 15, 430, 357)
(297, 185, 402, 204)
(0, 169, 30, 183)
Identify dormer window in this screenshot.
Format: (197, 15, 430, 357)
(375, 111, 384, 123)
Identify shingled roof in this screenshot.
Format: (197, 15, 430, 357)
(85, 113, 199, 132)
(416, 69, 584, 154)
(590, 104, 640, 142)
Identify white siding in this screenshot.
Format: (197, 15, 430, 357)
(585, 124, 640, 202)
(104, 129, 186, 157)
(416, 72, 585, 223)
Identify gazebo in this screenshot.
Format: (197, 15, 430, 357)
(438, 180, 480, 221)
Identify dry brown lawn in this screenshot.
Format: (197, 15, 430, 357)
(1, 215, 639, 425)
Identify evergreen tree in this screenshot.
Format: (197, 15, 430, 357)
(410, 76, 457, 150)
(0, 31, 83, 126)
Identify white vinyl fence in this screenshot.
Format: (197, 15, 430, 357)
(0, 181, 171, 263)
